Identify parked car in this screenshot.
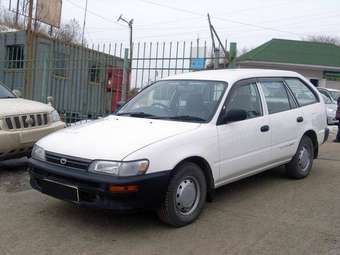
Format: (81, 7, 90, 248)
(320, 94, 338, 125)
(317, 87, 340, 103)
(0, 81, 65, 160)
(29, 69, 328, 227)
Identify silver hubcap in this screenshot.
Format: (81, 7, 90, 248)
(298, 146, 310, 172)
(175, 177, 200, 215)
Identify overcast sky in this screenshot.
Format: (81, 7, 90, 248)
(58, 0, 340, 50)
(2, 0, 340, 50)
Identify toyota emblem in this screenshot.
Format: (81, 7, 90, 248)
(60, 158, 67, 165)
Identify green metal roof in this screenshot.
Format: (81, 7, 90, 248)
(238, 38, 340, 68)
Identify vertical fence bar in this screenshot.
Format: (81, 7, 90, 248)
(141, 42, 146, 87)
(167, 41, 172, 77)
(174, 41, 179, 74)
(182, 41, 186, 73)
(147, 42, 152, 85)
(134, 42, 140, 88)
(154, 42, 159, 81)
(161, 42, 165, 78)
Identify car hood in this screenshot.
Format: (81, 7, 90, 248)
(0, 98, 53, 117)
(37, 115, 201, 161)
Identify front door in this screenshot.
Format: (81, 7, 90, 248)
(217, 79, 271, 181)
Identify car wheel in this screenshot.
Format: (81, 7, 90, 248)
(157, 162, 207, 227)
(286, 136, 314, 179)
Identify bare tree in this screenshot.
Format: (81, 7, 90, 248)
(52, 19, 83, 44)
(0, 7, 25, 31)
(305, 35, 340, 46)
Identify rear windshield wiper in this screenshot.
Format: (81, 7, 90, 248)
(163, 115, 206, 122)
(117, 112, 158, 118)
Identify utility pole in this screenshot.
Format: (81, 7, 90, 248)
(207, 13, 229, 69)
(117, 15, 133, 94)
(24, 0, 34, 99)
(81, 0, 88, 46)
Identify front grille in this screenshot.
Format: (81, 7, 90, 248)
(45, 151, 92, 171)
(4, 113, 49, 130)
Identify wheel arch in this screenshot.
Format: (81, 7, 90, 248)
(172, 156, 215, 202)
(302, 130, 319, 159)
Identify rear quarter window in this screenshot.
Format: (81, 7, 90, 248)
(285, 78, 319, 106)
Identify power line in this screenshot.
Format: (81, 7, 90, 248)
(136, 0, 309, 37)
(64, 0, 125, 28)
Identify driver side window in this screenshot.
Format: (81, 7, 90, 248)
(225, 82, 263, 120)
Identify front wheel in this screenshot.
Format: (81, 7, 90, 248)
(157, 162, 207, 227)
(286, 136, 314, 179)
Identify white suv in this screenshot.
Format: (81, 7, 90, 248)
(29, 69, 328, 227)
(0, 82, 65, 160)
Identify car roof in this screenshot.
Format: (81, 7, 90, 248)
(162, 69, 301, 84)
(319, 88, 340, 92)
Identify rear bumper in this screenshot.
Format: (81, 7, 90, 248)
(0, 121, 65, 160)
(29, 158, 171, 211)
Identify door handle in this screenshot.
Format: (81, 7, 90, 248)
(297, 116, 304, 123)
(260, 125, 270, 132)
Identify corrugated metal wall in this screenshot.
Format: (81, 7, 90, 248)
(0, 32, 124, 123)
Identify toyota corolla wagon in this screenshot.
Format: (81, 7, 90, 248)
(29, 69, 328, 227)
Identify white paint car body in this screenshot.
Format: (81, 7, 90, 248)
(30, 69, 328, 226)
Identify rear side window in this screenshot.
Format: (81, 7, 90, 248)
(260, 81, 291, 114)
(285, 79, 319, 106)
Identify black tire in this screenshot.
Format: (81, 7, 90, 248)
(157, 162, 207, 227)
(286, 136, 314, 179)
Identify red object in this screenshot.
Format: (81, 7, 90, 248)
(106, 66, 123, 112)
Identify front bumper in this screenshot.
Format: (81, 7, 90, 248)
(0, 121, 65, 160)
(29, 158, 171, 211)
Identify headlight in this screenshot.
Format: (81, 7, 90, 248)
(32, 145, 46, 161)
(50, 110, 61, 122)
(89, 160, 149, 176)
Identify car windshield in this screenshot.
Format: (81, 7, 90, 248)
(117, 80, 227, 122)
(0, 82, 16, 99)
(329, 91, 340, 101)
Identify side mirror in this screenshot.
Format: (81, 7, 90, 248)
(222, 109, 247, 124)
(12, 89, 22, 98)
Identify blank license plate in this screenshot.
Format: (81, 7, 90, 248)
(40, 179, 79, 202)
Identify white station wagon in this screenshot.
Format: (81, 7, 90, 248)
(29, 69, 328, 227)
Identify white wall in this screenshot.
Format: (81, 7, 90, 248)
(238, 62, 340, 89)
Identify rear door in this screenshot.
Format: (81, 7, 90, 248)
(284, 78, 325, 143)
(258, 78, 304, 162)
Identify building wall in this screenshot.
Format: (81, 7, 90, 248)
(0, 31, 124, 120)
(238, 62, 340, 90)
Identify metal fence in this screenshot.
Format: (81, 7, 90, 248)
(0, 32, 232, 125)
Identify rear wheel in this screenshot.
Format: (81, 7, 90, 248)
(157, 162, 207, 227)
(286, 136, 314, 179)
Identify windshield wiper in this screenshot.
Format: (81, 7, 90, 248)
(0, 96, 15, 99)
(163, 115, 206, 122)
(117, 112, 159, 118)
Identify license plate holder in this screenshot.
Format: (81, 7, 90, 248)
(40, 179, 79, 203)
